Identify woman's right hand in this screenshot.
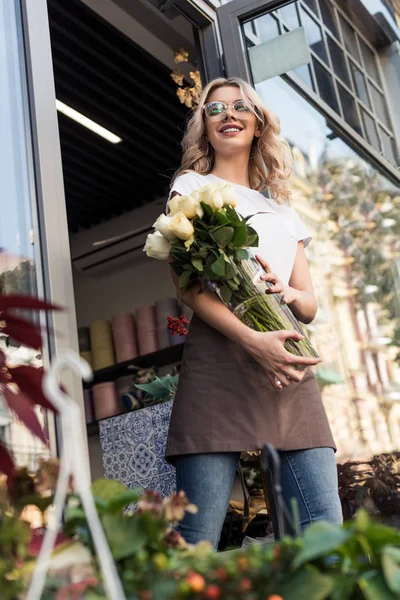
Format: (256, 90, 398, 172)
(241, 329, 323, 390)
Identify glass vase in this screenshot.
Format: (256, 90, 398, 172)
(210, 255, 318, 359)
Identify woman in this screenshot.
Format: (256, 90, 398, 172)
(165, 77, 342, 549)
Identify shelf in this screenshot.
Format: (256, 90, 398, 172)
(84, 343, 184, 388)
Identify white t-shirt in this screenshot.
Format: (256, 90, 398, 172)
(169, 171, 311, 285)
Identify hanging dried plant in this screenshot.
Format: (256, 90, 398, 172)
(170, 69, 185, 86)
(173, 47, 189, 64)
(171, 48, 202, 109)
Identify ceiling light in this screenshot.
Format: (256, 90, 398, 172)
(56, 100, 122, 144)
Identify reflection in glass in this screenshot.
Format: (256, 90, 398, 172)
(361, 109, 380, 150)
(250, 13, 280, 43)
(1, 0, 46, 471)
(328, 37, 350, 87)
(350, 62, 371, 108)
(360, 39, 381, 84)
(245, 72, 400, 461)
(379, 128, 398, 166)
(338, 83, 362, 136)
(301, 9, 328, 63)
(293, 63, 314, 89)
(301, 0, 317, 12)
(369, 84, 391, 129)
(319, 0, 339, 38)
(313, 59, 340, 113)
(280, 4, 300, 30)
(339, 14, 361, 62)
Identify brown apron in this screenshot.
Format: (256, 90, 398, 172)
(165, 314, 336, 462)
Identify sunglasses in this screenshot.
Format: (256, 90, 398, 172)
(203, 99, 253, 119)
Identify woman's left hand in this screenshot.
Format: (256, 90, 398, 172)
(256, 255, 299, 305)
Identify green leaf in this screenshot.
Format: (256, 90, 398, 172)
(232, 225, 247, 248)
(191, 258, 203, 272)
(277, 568, 334, 600)
(382, 546, 400, 594)
(91, 478, 129, 503)
(213, 210, 230, 226)
(358, 570, 397, 600)
(200, 201, 213, 218)
(292, 521, 351, 568)
(225, 206, 241, 225)
(107, 489, 143, 513)
(135, 374, 179, 397)
(362, 522, 400, 550)
(246, 226, 259, 246)
(227, 279, 239, 291)
(196, 246, 209, 259)
(219, 284, 232, 304)
(235, 249, 250, 260)
(101, 514, 148, 561)
(211, 255, 226, 277)
(179, 270, 191, 289)
(225, 260, 238, 279)
(330, 575, 358, 600)
(211, 226, 235, 248)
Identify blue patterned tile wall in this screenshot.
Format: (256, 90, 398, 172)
(99, 400, 176, 497)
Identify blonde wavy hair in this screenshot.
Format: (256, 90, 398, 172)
(172, 77, 293, 202)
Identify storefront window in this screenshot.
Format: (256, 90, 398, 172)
(0, 0, 46, 469)
(244, 1, 399, 167)
(249, 74, 400, 460)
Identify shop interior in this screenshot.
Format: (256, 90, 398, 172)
(47, 0, 193, 467)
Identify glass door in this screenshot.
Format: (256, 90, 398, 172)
(217, 0, 400, 462)
(1, 0, 88, 471)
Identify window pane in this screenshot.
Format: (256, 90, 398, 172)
(302, 0, 317, 11)
(319, 0, 339, 38)
(280, 4, 300, 30)
(250, 76, 400, 461)
(338, 83, 362, 136)
(379, 128, 398, 165)
(369, 84, 391, 129)
(350, 62, 371, 108)
(1, 3, 37, 298)
(293, 63, 314, 89)
(251, 13, 280, 43)
(339, 15, 361, 62)
(361, 109, 380, 150)
(301, 9, 328, 63)
(360, 40, 381, 84)
(313, 58, 340, 112)
(328, 37, 350, 86)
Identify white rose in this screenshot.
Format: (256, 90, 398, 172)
(167, 195, 181, 215)
(169, 211, 195, 240)
(144, 232, 171, 260)
(219, 183, 237, 208)
(178, 194, 204, 219)
(200, 185, 224, 211)
(153, 214, 177, 241)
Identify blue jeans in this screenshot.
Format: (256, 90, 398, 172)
(175, 448, 342, 549)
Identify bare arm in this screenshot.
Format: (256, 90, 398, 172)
(259, 242, 318, 324)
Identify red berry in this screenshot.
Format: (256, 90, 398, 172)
(204, 584, 221, 599)
(216, 568, 228, 581)
(240, 578, 252, 592)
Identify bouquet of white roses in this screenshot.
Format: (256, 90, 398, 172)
(144, 182, 317, 359)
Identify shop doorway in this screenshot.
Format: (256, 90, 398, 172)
(46, 0, 212, 477)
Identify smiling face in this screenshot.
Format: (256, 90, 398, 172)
(204, 85, 260, 158)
